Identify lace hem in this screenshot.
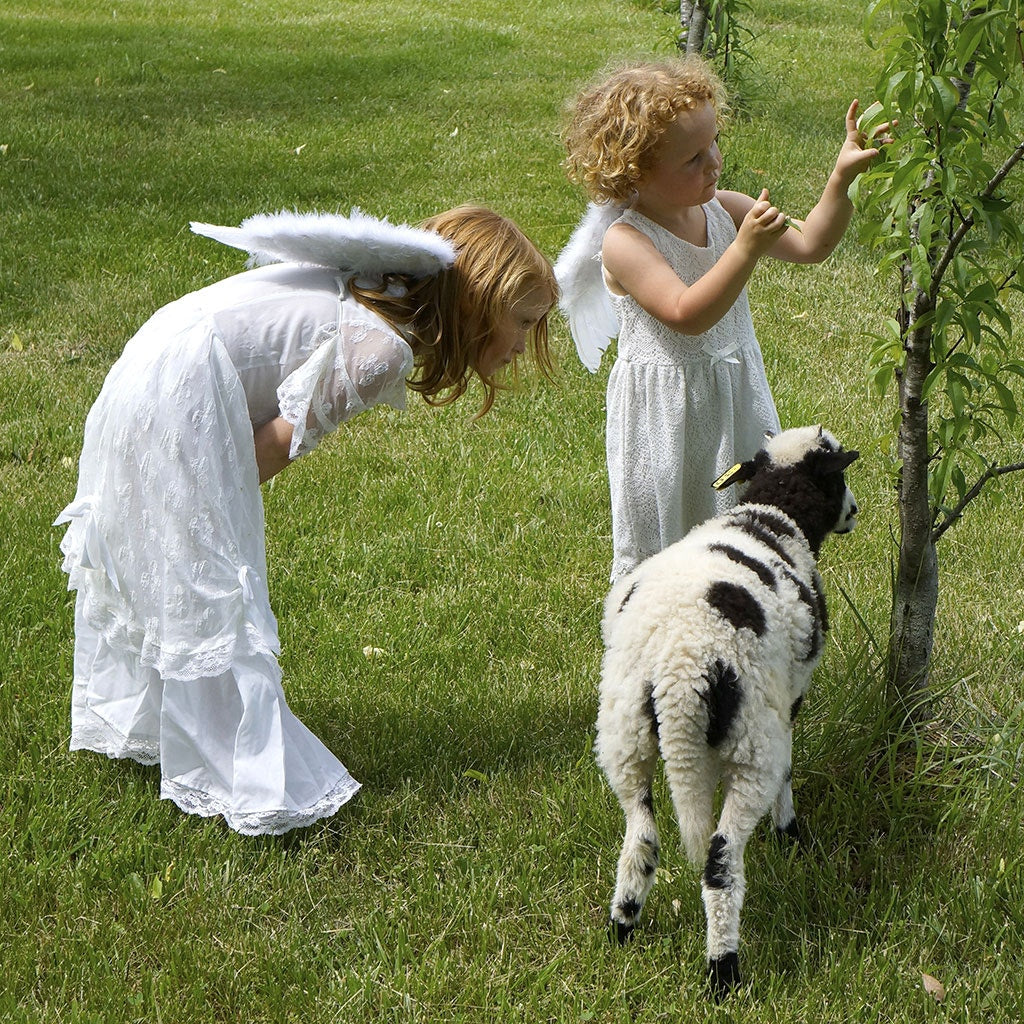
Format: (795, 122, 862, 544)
(70, 719, 161, 766)
(160, 774, 361, 836)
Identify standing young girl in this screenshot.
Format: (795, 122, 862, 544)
(559, 58, 889, 580)
(56, 205, 557, 835)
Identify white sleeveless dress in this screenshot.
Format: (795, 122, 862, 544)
(56, 262, 413, 834)
(606, 202, 781, 580)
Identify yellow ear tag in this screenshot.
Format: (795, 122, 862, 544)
(712, 463, 744, 490)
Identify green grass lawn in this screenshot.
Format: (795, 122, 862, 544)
(3, 0, 1024, 1020)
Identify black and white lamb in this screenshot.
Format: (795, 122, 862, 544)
(595, 425, 859, 999)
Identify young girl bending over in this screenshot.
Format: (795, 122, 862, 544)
(561, 58, 890, 580)
(56, 205, 557, 835)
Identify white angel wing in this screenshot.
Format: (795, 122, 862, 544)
(554, 202, 622, 372)
(190, 208, 457, 277)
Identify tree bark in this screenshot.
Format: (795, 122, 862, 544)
(679, 1, 708, 55)
(888, 279, 939, 712)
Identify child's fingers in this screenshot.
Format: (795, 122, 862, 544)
(845, 99, 860, 131)
(749, 188, 790, 234)
(869, 119, 897, 143)
(753, 204, 786, 231)
(850, 100, 897, 148)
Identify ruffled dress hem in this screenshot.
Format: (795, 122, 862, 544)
(161, 774, 361, 836)
(70, 718, 161, 766)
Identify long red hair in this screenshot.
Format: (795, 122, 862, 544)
(350, 205, 557, 416)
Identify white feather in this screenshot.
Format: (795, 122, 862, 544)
(190, 208, 457, 277)
(554, 202, 622, 372)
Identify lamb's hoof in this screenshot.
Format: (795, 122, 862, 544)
(608, 918, 635, 946)
(707, 952, 741, 1001)
(774, 817, 802, 847)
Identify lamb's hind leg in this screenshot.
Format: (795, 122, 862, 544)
(596, 679, 661, 944)
(608, 784, 660, 943)
(772, 708, 801, 845)
(702, 762, 784, 1000)
(771, 760, 800, 845)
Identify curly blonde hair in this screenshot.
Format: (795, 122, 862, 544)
(564, 57, 729, 205)
(351, 205, 557, 417)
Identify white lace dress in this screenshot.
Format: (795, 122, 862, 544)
(56, 262, 413, 834)
(606, 202, 781, 580)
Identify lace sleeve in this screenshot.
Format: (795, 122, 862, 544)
(277, 313, 413, 459)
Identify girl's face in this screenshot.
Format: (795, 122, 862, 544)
(637, 100, 722, 210)
(476, 284, 551, 377)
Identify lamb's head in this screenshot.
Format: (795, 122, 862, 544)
(715, 426, 860, 554)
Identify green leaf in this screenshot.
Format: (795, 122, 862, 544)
(910, 242, 932, 290)
(946, 372, 967, 419)
(929, 75, 960, 125)
(913, 200, 935, 249)
(947, 351, 982, 375)
(950, 463, 967, 502)
(872, 361, 896, 396)
(930, 452, 954, 507)
(991, 379, 1019, 426)
(961, 308, 982, 347)
(856, 100, 886, 132)
(922, 363, 944, 401)
(955, 12, 992, 68)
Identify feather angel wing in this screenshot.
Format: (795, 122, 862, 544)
(190, 208, 456, 278)
(553, 202, 622, 372)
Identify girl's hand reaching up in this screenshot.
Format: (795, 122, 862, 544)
(834, 99, 895, 186)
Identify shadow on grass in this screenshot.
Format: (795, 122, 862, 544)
(741, 673, 1011, 990)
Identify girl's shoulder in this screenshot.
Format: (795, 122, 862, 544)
(608, 209, 673, 250)
(612, 207, 653, 232)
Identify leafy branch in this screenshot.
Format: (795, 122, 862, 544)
(931, 461, 1024, 542)
(929, 138, 1024, 298)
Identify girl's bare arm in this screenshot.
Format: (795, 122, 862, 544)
(253, 417, 294, 484)
(603, 193, 786, 335)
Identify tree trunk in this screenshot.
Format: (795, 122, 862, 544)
(887, 277, 939, 713)
(679, 1, 708, 55)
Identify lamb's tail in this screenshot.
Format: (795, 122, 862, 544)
(656, 662, 732, 866)
(664, 750, 717, 866)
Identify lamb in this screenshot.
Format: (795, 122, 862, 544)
(595, 425, 859, 999)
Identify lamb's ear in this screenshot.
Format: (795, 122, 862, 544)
(712, 459, 758, 490)
(815, 448, 860, 474)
